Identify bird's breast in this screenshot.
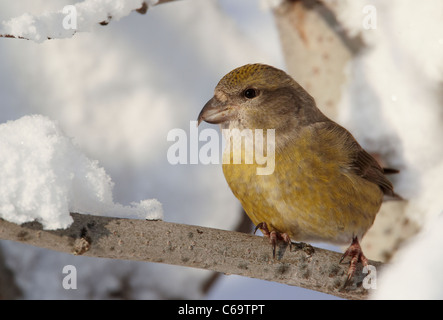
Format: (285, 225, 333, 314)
(221, 128, 383, 244)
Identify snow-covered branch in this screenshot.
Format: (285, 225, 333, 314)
(0, 212, 382, 300)
(0, 0, 176, 42)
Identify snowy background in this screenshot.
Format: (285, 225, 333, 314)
(0, 0, 442, 299)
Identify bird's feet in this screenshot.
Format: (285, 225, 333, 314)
(340, 236, 369, 285)
(254, 222, 291, 258)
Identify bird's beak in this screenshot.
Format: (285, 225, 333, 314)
(197, 97, 234, 127)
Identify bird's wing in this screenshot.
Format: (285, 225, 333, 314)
(315, 121, 399, 198)
(352, 145, 397, 197)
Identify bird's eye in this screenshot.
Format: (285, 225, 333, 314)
(243, 88, 258, 99)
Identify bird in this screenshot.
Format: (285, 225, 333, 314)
(197, 63, 399, 282)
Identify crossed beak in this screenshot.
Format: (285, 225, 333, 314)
(197, 97, 235, 126)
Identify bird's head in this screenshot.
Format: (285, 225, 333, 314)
(197, 64, 325, 131)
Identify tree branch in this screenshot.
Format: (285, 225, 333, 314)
(273, 0, 364, 120)
(0, 213, 382, 299)
(0, 0, 178, 41)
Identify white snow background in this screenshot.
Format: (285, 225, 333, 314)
(0, 0, 442, 299)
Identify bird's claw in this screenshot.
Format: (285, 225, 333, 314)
(255, 222, 292, 258)
(340, 236, 369, 286)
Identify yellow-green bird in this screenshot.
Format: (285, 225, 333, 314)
(197, 63, 398, 281)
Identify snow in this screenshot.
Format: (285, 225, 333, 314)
(337, 0, 443, 227)
(1, 0, 149, 42)
(0, 115, 163, 230)
(372, 213, 443, 299)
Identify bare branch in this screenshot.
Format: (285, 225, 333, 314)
(0, 212, 382, 300)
